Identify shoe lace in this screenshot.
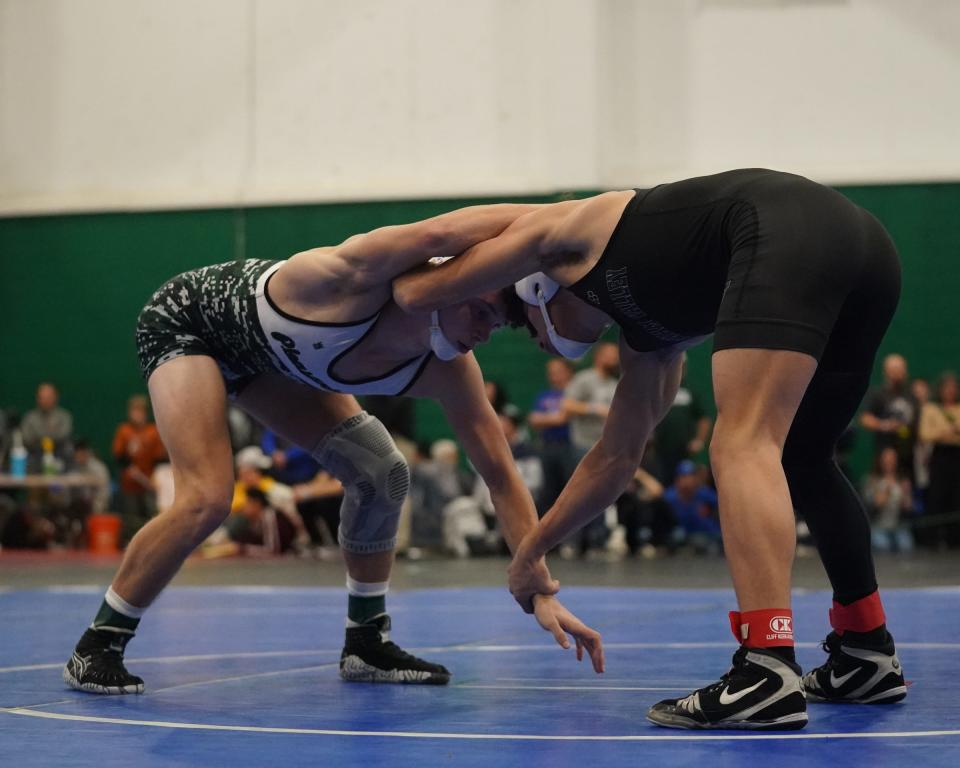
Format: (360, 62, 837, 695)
(820, 632, 843, 668)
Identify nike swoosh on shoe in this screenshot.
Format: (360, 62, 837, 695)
(829, 667, 861, 688)
(718, 679, 766, 705)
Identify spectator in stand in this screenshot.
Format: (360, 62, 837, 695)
(862, 446, 914, 553)
(409, 439, 479, 556)
(226, 406, 261, 451)
(20, 382, 73, 472)
(64, 439, 112, 548)
(529, 359, 575, 512)
(614, 457, 676, 558)
(287, 469, 343, 552)
(562, 342, 620, 554)
(664, 460, 722, 554)
(911, 377, 932, 509)
(860, 354, 918, 476)
(231, 447, 300, 528)
(919, 371, 960, 549)
(261, 429, 321, 486)
(112, 395, 166, 544)
(214, 488, 298, 556)
(469, 408, 548, 556)
(498, 404, 545, 511)
(652, 354, 712, 485)
(484, 380, 511, 415)
(72, 439, 111, 515)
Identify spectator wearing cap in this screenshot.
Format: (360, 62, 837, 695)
(663, 460, 722, 554)
(231, 447, 309, 548)
(223, 487, 299, 555)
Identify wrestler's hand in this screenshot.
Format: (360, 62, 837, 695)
(508, 535, 558, 613)
(532, 594, 605, 673)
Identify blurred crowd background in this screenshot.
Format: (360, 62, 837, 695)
(3, 341, 956, 559)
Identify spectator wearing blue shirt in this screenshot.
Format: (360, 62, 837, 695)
(664, 460, 722, 554)
(528, 359, 575, 513)
(261, 430, 321, 486)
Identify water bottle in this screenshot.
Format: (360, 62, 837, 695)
(10, 430, 27, 478)
(41, 437, 58, 476)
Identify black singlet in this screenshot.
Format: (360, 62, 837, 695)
(567, 168, 899, 362)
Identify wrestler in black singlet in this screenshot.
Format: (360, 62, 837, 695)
(570, 169, 902, 606)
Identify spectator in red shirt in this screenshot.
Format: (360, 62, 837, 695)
(112, 395, 166, 544)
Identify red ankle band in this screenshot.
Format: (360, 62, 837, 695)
(728, 608, 794, 648)
(829, 591, 886, 635)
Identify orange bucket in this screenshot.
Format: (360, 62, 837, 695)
(87, 514, 122, 554)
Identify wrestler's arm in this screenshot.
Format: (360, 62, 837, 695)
(419, 355, 604, 671)
(322, 204, 544, 290)
(508, 341, 684, 605)
(392, 202, 581, 313)
(426, 354, 550, 553)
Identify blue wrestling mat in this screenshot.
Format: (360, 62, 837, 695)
(1, 586, 958, 767)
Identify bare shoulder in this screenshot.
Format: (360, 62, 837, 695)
(556, 191, 635, 245)
(269, 248, 390, 323)
(543, 191, 636, 279)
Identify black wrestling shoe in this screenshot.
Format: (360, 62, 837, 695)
(63, 627, 144, 695)
(647, 647, 807, 730)
(340, 614, 450, 685)
(802, 630, 906, 704)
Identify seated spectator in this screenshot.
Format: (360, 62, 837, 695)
(862, 446, 914, 553)
(20, 382, 73, 472)
(290, 469, 344, 551)
(663, 460, 722, 554)
(231, 447, 309, 549)
(112, 395, 166, 544)
(217, 487, 298, 556)
(67, 439, 112, 548)
(408, 439, 478, 555)
(261, 429, 321, 486)
(615, 459, 676, 557)
(72, 440, 111, 514)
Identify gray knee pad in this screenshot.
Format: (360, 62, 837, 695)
(311, 412, 409, 554)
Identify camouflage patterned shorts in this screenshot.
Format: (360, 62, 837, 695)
(135, 259, 282, 397)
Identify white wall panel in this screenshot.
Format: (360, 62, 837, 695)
(1, 0, 958, 214)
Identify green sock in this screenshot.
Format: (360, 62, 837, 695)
(92, 599, 140, 633)
(347, 593, 386, 625)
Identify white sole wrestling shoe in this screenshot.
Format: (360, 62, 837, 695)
(63, 628, 144, 695)
(802, 630, 907, 704)
(339, 614, 451, 685)
(647, 647, 808, 730)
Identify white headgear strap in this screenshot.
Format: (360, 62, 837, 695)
(429, 310, 461, 361)
(514, 273, 596, 360)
